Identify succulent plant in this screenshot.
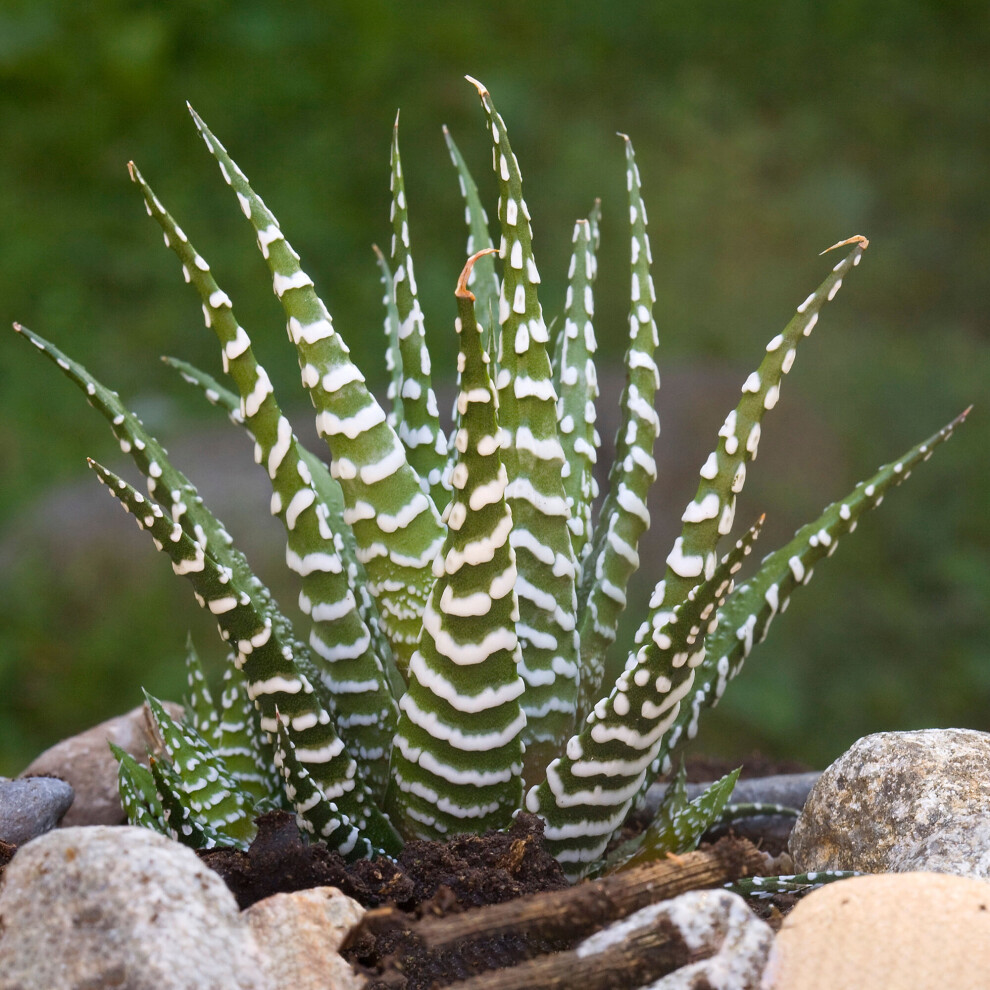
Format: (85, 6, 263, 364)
(15, 77, 967, 881)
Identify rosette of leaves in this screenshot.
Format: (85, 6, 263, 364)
(15, 77, 968, 881)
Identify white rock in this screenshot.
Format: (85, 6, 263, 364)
(789, 728, 990, 878)
(0, 826, 271, 990)
(576, 888, 774, 989)
(18, 701, 181, 827)
(764, 872, 990, 990)
(245, 886, 366, 989)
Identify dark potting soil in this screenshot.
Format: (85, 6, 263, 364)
(198, 809, 569, 913)
(200, 809, 574, 989)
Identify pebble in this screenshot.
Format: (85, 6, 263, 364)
(0, 777, 74, 845)
(764, 871, 990, 989)
(245, 886, 366, 990)
(17, 700, 181, 827)
(0, 825, 271, 990)
(789, 728, 990, 878)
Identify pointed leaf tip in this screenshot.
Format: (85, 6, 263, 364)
(464, 74, 488, 95)
(456, 248, 498, 300)
(821, 234, 869, 255)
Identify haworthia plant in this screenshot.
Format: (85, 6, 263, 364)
(15, 78, 969, 882)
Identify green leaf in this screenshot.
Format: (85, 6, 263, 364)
(13, 324, 298, 653)
(130, 163, 398, 797)
(144, 691, 257, 846)
(467, 76, 580, 774)
(214, 662, 281, 804)
(443, 124, 499, 343)
(727, 870, 862, 900)
(551, 212, 601, 572)
(386, 250, 526, 840)
(527, 518, 762, 880)
(372, 244, 405, 430)
(87, 457, 401, 857)
(642, 767, 740, 862)
(149, 755, 240, 850)
(657, 407, 971, 771)
(272, 712, 378, 859)
(387, 115, 450, 509)
(163, 354, 404, 700)
(187, 105, 444, 676)
(641, 237, 871, 645)
(181, 634, 220, 745)
(110, 742, 168, 835)
(577, 137, 660, 715)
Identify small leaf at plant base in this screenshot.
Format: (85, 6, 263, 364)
(608, 766, 742, 873)
(109, 743, 168, 836)
(86, 456, 400, 857)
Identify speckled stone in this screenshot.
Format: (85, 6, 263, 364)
(576, 889, 774, 989)
(789, 728, 990, 878)
(0, 826, 271, 990)
(245, 886, 366, 990)
(764, 872, 990, 989)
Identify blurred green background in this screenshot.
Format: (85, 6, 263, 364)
(1, 0, 987, 776)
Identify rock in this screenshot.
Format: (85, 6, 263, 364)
(575, 889, 774, 989)
(17, 700, 182, 826)
(789, 728, 990, 878)
(245, 886, 365, 989)
(0, 825, 271, 990)
(764, 872, 990, 989)
(0, 777, 74, 845)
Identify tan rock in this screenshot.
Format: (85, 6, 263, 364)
(764, 872, 990, 990)
(18, 701, 182, 826)
(245, 886, 366, 989)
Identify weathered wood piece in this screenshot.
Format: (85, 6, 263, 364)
(412, 838, 764, 949)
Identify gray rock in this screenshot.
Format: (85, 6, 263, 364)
(0, 777, 74, 845)
(789, 728, 990, 878)
(0, 826, 271, 990)
(18, 700, 182, 827)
